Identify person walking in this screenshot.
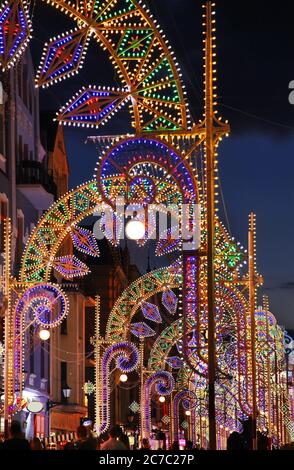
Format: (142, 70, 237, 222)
(140, 438, 151, 449)
(30, 437, 43, 450)
(101, 426, 126, 450)
(2, 421, 31, 450)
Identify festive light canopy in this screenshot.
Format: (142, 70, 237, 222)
(1, 0, 292, 450)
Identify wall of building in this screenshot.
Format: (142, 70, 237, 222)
(0, 48, 56, 439)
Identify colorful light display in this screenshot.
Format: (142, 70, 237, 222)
(142, 371, 174, 439)
(0, 0, 31, 70)
(52, 255, 90, 279)
(36, 27, 91, 87)
(70, 225, 100, 257)
(141, 301, 162, 324)
(162, 289, 178, 315)
(0, 0, 292, 450)
(98, 342, 139, 434)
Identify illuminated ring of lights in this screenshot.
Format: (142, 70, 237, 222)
(97, 137, 197, 209)
(15, 283, 68, 328)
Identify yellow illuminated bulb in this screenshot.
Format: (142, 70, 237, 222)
(120, 374, 128, 383)
(159, 396, 166, 403)
(185, 410, 191, 416)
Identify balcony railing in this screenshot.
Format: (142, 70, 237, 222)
(16, 160, 56, 196)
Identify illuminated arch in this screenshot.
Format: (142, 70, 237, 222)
(20, 180, 102, 283)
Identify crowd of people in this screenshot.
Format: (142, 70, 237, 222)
(0, 421, 199, 451)
(1, 420, 294, 451)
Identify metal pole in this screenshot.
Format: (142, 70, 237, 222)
(248, 213, 257, 450)
(3, 218, 11, 438)
(204, 1, 217, 450)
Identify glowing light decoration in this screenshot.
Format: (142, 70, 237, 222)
(36, 27, 91, 88)
(173, 390, 196, 442)
(8, 283, 69, 414)
(98, 342, 139, 435)
(165, 356, 183, 369)
(83, 381, 95, 395)
(15, 283, 68, 328)
(0, 0, 31, 71)
(106, 261, 181, 342)
(57, 87, 130, 128)
(141, 301, 162, 324)
(162, 289, 178, 315)
(52, 255, 90, 279)
(155, 227, 182, 257)
(222, 242, 243, 270)
(6, 0, 292, 449)
(130, 322, 156, 338)
(39, 329, 50, 341)
(129, 401, 140, 414)
(142, 371, 174, 439)
(70, 225, 100, 257)
(161, 415, 170, 425)
(125, 219, 145, 240)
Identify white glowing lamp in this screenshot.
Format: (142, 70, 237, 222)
(39, 329, 50, 341)
(125, 219, 145, 240)
(120, 374, 128, 383)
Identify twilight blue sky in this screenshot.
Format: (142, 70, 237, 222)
(32, 1, 294, 327)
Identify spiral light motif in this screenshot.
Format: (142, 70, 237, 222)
(98, 342, 139, 435)
(173, 389, 196, 444)
(142, 371, 175, 439)
(9, 283, 68, 413)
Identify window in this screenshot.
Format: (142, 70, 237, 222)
(61, 361, 67, 402)
(60, 317, 67, 335)
(40, 340, 45, 379)
(24, 143, 28, 161)
(34, 414, 45, 438)
(28, 87, 33, 114)
(0, 194, 8, 253)
(18, 135, 23, 161)
(17, 66, 22, 98)
(22, 66, 28, 108)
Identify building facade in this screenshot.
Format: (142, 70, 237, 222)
(0, 49, 56, 439)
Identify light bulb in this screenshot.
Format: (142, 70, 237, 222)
(39, 329, 50, 341)
(120, 374, 128, 383)
(159, 396, 165, 403)
(185, 410, 191, 416)
(125, 219, 145, 240)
